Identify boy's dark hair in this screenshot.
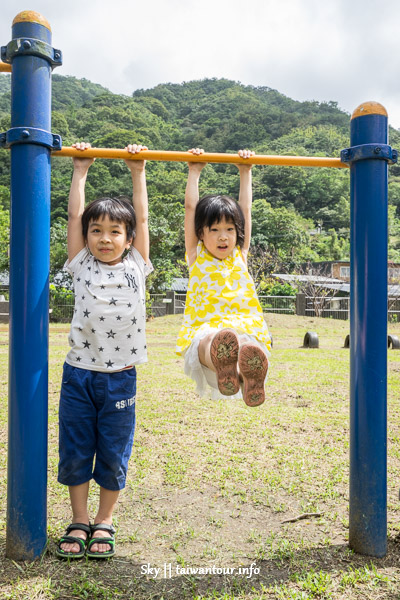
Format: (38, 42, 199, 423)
(81, 197, 136, 241)
(195, 194, 245, 248)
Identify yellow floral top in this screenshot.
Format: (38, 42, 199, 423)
(176, 243, 271, 355)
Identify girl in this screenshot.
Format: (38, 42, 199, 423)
(176, 148, 271, 407)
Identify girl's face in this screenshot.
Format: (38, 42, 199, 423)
(86, 215, 132, 265)
(200, 217, 237, 260)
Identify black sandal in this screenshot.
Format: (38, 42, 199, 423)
(86, 523, 116, 559)
(56, 522, 91, 559)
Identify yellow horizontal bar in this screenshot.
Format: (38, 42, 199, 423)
(54, 147, 348, 169)
(0, 63, 12, 73)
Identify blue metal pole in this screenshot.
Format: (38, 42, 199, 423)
(348, 102, 389, 557)
(5, 12, 54, 560)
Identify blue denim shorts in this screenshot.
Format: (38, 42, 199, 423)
(58, 362, 136, 491)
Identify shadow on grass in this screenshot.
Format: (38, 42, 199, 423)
(1, 537, 400, 599)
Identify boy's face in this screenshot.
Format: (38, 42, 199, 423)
(199, 217, 237, 260)
(86, 215, 132, 265)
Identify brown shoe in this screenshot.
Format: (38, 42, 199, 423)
(238, 344, 268, 407)
(210, 330, 240, 395)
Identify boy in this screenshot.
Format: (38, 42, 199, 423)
(56, 143, 151, 559)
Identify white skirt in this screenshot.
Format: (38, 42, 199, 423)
(183, 325, 270, 400)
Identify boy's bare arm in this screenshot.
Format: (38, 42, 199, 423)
(67, 142, 95, 261)
(237, 149, 254, 263)
(185, 148, 206, 266)
(124, 145, 150, 263)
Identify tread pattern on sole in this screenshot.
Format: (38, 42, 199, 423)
(210, 330, 240, 396)
(238, 344, 268, 407)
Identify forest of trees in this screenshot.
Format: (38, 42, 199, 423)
(0, 73, 400, 292)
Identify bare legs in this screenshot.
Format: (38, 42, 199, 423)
(60, 483, 119, 554)
(199, 329, 268, 406)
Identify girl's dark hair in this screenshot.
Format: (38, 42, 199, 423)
(195, 194, 245, 248)
(81, 197, 136, 240)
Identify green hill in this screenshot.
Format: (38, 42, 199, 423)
(1, 74, 400, 287)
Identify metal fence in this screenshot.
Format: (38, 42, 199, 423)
(306, 296, 350, 321)
(148, 293, 297, 316)
(258, 295, 296, 314)
(388, 297, 400, 322)
(49, 303, 74, 323)
(148, 294, 167, 318)
(305, 296, 350, 320)
(175, 293, 187, 314)
(41, 291, 400, 323)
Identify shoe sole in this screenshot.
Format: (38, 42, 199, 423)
(238, 344, 268, 407)
(210, 330, 240, 395)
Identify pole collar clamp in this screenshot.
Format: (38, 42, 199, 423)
(0, 127, 62, 150)
(1, 38, 62, 69)
(341, 143, 398, 164)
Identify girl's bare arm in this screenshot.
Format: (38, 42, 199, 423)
(237, 149, 255, 264)
(185, 148, 206, 267)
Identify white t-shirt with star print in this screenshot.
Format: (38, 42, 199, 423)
(64, 246, 153, 372)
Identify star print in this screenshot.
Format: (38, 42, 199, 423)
(109, 297, 117, 305)
(127, 334, 132, 339)
(91, 357, 96, 363)
(81, 295, 85, 300)
(131, 317, 137, 325)
(93, 296, 97, 300)
(138, 328, 141, 333)
(127, 303, 132, 308)
(78, 327, 83, 331)
(85, 280, 90, 287)
(106, 330, 116, 338)
(87, 266, 91, 271)
(100, 285, 105, 289)
(98, 346, 104, 352)
(116, 315, 122, 321)
(106, 359, 114, 368)
(91, 328, 96, 333)
(117, 284, 122, 289)
(83, 340, 91, 349)
(95, 270, 99, 275)
(131, 347, 137, 355)
(76, 356, 81, 361)
(115, 346, 120, 352)
(107, 272, 115, 279)
(83, 309, 90, 317)
(79, 260, 84, 265)
(99, 316, 105, 321)
(76, 277, 81, 282)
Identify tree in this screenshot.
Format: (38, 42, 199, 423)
(50, 220, 70, 286)
(247, 245, 284, 292)
(0, 206, 9, 273)
(147, 197, 185, 292)
(251, 198, 314, 262)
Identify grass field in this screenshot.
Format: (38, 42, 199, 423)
(1, 313, 400, 599)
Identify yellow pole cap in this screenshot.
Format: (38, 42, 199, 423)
(12, 11, 51, 32)
(352, 101, 387, 120)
